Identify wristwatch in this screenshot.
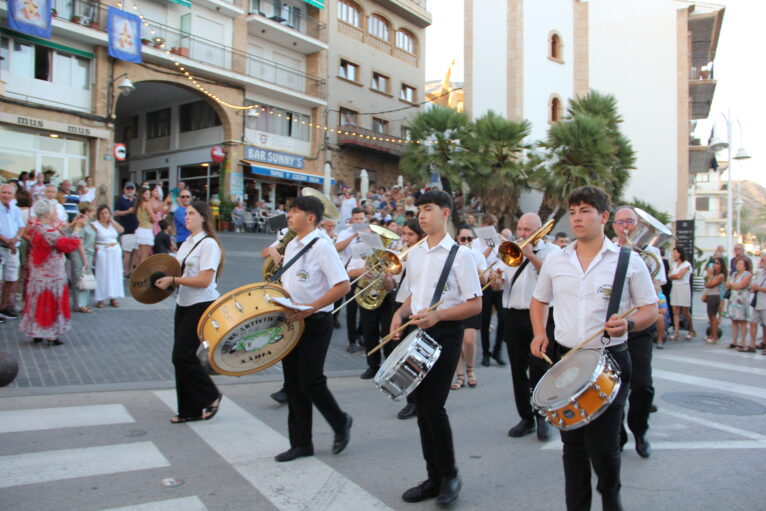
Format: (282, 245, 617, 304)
(626, 319, 635, 332)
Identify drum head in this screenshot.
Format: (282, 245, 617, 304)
(533, 349, 602, 408)
(198, 283, 304, 376)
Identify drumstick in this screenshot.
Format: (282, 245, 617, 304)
(367, 301, 444, 356)
(561, 306, 639, 360)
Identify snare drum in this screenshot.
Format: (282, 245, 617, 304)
(197, 283, 304, 376)
(532, 349, 622, 431)
(373, 329, 441, 401)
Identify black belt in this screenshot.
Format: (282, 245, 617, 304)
(555, 340, 627, 354)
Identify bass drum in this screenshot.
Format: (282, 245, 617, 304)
(197, 283, 304, 376)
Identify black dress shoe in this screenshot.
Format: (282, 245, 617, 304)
(492, 353, 506, 366)
(436, 475, 461, 507)
(32, 337, 43, 343)
(270, 388, 287, 405)
(332, 413, 352, 455)
(481, 354, 491, 367)
(535, 416, 551, 441)
(649, 404, 658, 413)
(508, 418, 535, 437)
(274, 446, 313, 462)
(346, 343, 362, 353)
(635, 436, 651, 458)
(360, 366, 378, 379)
(402, 479, 439, 503)
(48, 339, 63, 345)
(397, 403, 417, 420)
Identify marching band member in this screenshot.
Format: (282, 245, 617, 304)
(154, 201, 223, 424)
(393, 218, 426, 420)
(612, 206, 667, 458)
(452, 225, 488, 389)
(390, 190, 482, 507)
(273, 196, 353, 462)
(491, 212, 560, 441)
(476, 214, 506, 367)
(335, 207, 368, 353)
(530, 186, 657, 511)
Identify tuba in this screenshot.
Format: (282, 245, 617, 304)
(498, 219, 555, 267)
(625, 208, 674, 279)
(261, 187, 341, 281)
(355, 225, 400, 310)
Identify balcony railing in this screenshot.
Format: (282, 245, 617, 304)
(50, 0, 325, 99)
(249, 0, 326, 42)
(337, 21, 419, 67)
(337, 125, 406, 157)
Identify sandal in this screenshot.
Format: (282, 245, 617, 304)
(450, 374, 465, 390)
(738, 346, 756, 353)
(96, 301, 104, 308)
(670, 333, 679, 341)
(203, 394, 223, 421)
(170, 415, 203, 424)
(466, 366, 477, 387)
(756, 343, 765, 350)
(109, 299, 120, 308)
(727, 343, 737, 349)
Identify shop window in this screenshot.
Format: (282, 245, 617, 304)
(396, 29, 416, 54)
(339, 59, 359, 82)
(400, 84, 416, 103)
(368, 14, 390, 41)
(180, 101, 221, 132)
(179, 163, 219, 202)
(146, 108, 171, 139)
(340, 108, 358, 126)
(371, 72, 389, 93)
(338, 0, 361, 27)
(372, 118, 388, 134)
(0, 125, 88, 181)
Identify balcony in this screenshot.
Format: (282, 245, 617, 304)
(247, 0, 326, 54)
(689, 145, 714, 174)
(337, 22, 419, 67)
(688, 7, 724, 75)
(337, 125, 405, 157)
(372, 0, 431, 28)
(689, 65, 716, 120)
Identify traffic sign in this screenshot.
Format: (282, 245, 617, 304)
(114, 143, 127, 161)
(211, 145, 226, 163)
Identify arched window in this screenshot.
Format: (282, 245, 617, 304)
(338, 0, 361, 27)
(550, 95, 562, 123)
(368, 14, 390, 41)
(549, 31, 563, 62)
(396, 29, 416, 54)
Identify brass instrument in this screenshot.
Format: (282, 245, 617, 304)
(498, 219, 555, 267)
(625, 207, 674, 279)
(261, 187, 341, 281)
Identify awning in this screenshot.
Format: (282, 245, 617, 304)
(242, 161, 334, 185)
(301, 0, 324, 8)
(168, 0, 191, 8)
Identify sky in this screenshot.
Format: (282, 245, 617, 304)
(424, 0, 764, 187)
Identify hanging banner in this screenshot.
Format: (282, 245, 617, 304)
(168, 0, 192, 8)
(301, 0, 324, 8)
(7, 0, 52, 39)
(107, 6, 142, 64)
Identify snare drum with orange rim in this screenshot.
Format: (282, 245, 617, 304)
(532, 349, 622, 431)
(197, 283, 304, 376)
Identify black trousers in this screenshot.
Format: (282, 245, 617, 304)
(481, 288, 504, 357)
(622, 329, 655, 440)
(282, 313, 347, 448)
(344, 289, 360, 345)
(552, 342, 632, 511)
(392, 302, 416, 406)
(360, 296, 394, 368)
(503, 308, 554, 420)
(173, 301, 219, 418)
(414, 320, 463, 482)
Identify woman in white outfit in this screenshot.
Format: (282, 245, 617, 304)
(93, 205, 125, 308)
(669, 246, 696, 340)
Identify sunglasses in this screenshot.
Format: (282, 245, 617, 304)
(458, 236, 474, 242)
(179, 195, 191, 198)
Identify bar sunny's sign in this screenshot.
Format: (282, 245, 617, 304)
(244, 146, 305, 170)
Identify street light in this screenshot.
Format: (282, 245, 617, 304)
(107, 72, 135, 120)
(709, 109, 750, 260)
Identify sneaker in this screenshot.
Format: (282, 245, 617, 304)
(1, 308, 18, 319)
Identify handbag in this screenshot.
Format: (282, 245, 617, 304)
(701, 293, 708, 303)
(77, 269, 97, 291)
(723, 289, 731, 300)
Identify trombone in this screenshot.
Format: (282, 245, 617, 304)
(332, 236, 427, 314)
(498, 219, 555, 267)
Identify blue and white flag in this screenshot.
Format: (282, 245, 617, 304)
(8, 0, 52, 39)
(107, 6, 142, 64)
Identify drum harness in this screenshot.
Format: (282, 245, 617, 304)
(598, 246, 632, 353)
(267, 237, 319, 283)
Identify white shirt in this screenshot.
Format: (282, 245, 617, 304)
(398, 233, 483, 313)
(339, 197, 358, 225)
(280, 228, 349, 312)
(175, 231, 221, 306)
(533, 237, 657, 348)
(670, 260, 692, 285)
(753, 269, 766, 311)
(336, 227, 361, 265)
(501, 241, 560, 310)
(645, 245, 667, 286)
(469, 247, 488, 273)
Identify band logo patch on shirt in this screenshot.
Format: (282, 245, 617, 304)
(296, 270, 309, 282)
(597, 284, 612, 300)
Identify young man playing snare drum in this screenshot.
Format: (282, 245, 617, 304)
(390, 190, 482, 507)
(530, 186, 657, 511)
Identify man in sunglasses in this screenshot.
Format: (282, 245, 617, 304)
(174, 189, 192, 244)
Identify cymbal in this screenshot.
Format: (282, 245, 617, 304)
(301, 187, 341, 223)
(129, 254, 181, 304)
(369, 223, 400, 241)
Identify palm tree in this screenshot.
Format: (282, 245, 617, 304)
(460, 111, 531, 226)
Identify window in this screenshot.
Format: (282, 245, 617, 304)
(549, 95, 562, 123)
(339, 59, 359, 82)
(337, 0, 361, 27)
(396, 29, 415, 54)
(401, 126, 412, 141)
(245, 102, 310, 141)
(34, 45, 51, 81)
(696, 197, 710, 212)
(146, 108, 171, 139)
(372, 118, 388, 134)
(371, 72, 389, 93)
(180, 101, 222, 132)
(0, 125, 89, 182)
(1, 36, 90, 88)
(368, 14, 390, 41)
(549, 31, 563, 62)
(339, 108, 358, 126)
(400, 84, 416, 103)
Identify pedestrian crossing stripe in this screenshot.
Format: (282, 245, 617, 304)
(99, 496, 208, 511)
(0, 404, 134, 434)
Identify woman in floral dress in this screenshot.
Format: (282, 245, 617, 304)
(19, 199, 81, 345)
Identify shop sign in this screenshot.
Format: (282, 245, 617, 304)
(0, 112, 111, 138)
(230, 172, 244, 198)
(244, 146, 304, 170)
(248, 165, 325, 185)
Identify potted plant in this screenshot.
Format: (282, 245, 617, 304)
(177, 46, 189, 57)
(51, 8, 57, 17)
(141, 38, 151, 45)
(219, 200, 235, 232)
(88, 19, 98, 28)
(71, 14, 81, 23)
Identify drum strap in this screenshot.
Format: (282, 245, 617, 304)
(604, 247, 632, 340)
(430, 243, 459, 307)
(180, 236, 209, 275)
(269, 237, 319, 283)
